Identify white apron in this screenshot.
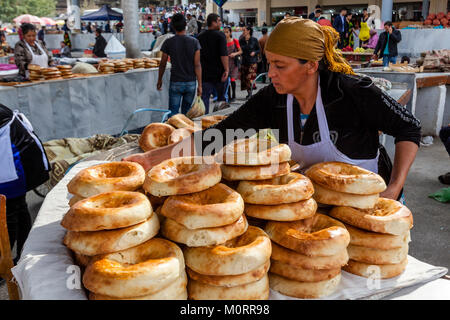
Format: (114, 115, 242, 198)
(24, 41, 48, 78)
(286, 77, 379, 173)
(0, 110, 49, 184)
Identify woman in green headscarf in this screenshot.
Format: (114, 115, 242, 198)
(125, 17, 421, 201)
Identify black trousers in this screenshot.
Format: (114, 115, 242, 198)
(338, 32, 346, 49)
(439, 126, 450, 156)
(6, 195, 32, 263)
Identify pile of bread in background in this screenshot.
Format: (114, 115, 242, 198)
(27, 64, 75, 81)
(98, 58, 160, 74)
(138, 113, 227, 152)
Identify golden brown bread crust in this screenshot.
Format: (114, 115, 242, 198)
(83, 238, 184, 298)
(347, 243, 409, 265)
(329, 198, 413, 235)
(270, 259, 341, 282)
(73, 251, 91, 268)
(343, 258, 408, 279)
(168, 128, 194, 145)
(144, 156, 222, 196)
(270, 242, 349, 270)
(161, 183, 244, 229)
(68, 194, 84, 207)
(88, 270, 188, 300)
(269, 272, 341, 299)
(188, 274, 269, 300)
(61, 191, 152, 231)
(216, 139, 291, 166)
(183, 226, 271, 275)
(221, 162, 290, 181)
(244, 198, 317, 221)
(312, 182, 379, 209)
(201, 115, 228, 129)
(265, 214, 350, 257)
(67, 161, 145, 198)
(305, 161, 386, 195)
(344, 223, 411, 249)
(167, 113, 194, 129)
(161, 214, 248, 247)
(63, 213, 160, 256)
(237, 172, 314, 205)
(186, 260, 270, 287)
(139, 123, 175, 152)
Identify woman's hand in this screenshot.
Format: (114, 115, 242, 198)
(250, 52, 255, 57)
(229, 52, 236, 58)
(123, 148, 167, 172)
(380, 182, 402, 200)
(156, 79, 162, 91)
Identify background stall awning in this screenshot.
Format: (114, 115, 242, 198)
(81, 5, 123, 21)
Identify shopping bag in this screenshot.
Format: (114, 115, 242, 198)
(186, 96, 205, 119)
(359, 22, 370, 42)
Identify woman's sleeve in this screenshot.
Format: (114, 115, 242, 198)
(234, 38, 240, 49)
(199, 86, 272, 153)
(354, 78, 421, 146)
(252, 38, 260, 55)
(14, 42, 28, 75)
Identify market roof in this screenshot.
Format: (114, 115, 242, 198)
(81, 5, 123, 21)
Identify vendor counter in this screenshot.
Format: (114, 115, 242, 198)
(0, 67, 170, 142)
(359, 68, 450, 138)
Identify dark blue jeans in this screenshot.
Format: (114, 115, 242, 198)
(169, 81, 197, 117)
(383, 55, 397, 67)
(202, 81, 227, 114)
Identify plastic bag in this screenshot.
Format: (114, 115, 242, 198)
(186, 96, 205, 119)
(359, 22, 370, 42)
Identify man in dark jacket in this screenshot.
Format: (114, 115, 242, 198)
(93, 28, 107, 58)
(374, 21, 402, 66)
(332, 8, 348, 49)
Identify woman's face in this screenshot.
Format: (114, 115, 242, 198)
(224, 28, 230, 38)
(243, 28, 249, 36)
(266, 50, 318, 95)
(24, 30, 36, 45)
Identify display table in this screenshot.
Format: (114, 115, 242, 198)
(0, 67, 171, 141)
(358, 68, 450, 137)
(10, 160, 449, 300)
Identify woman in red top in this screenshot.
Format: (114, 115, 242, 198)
(224, 26, 242, 102)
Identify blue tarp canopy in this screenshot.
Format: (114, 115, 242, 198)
(213, 0, 228, 7)
(81, 5, 123, 21)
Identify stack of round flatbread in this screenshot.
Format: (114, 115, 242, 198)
(265, 214, 350, 299)
(41, 67, 63, 80)
(57, 65, 75, 79)
(113, 60, 127, 73)
(28, 64, 43, 81)
(133, 58, 145, 69)
(329, 198, 413, 279)
(305, 162, 387, 209)
(61, 161, 188, 299)
(184, 226, 271, 300)
(98, 61, 115, 74)
(144, 156, 271, 300)
(218, 139, 297, 228)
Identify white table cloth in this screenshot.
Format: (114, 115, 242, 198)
(11, 160, 449, 300)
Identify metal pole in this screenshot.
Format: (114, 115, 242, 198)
(381, 0, 393, 22)
(219, 6, 224, 22)
(122, 0, 141, 58)
(422, 0, 430, 19)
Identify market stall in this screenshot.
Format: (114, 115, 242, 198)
(10, 147, 449, 300)
(0, 66, 170, 141)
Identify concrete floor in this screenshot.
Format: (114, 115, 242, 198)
(1, 81, 449, 299)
